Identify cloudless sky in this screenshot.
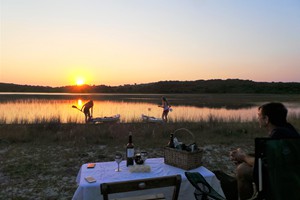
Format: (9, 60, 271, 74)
(1, 0, 300, 86)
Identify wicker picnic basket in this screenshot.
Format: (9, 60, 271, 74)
(164, 128, 203, 170)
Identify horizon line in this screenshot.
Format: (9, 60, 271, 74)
(1, 78, 300, 88)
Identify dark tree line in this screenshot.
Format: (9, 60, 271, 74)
(1, 79, 300, 94)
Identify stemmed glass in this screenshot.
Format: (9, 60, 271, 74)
(115, 152, 123, 172)
(141, 151, 148, 164)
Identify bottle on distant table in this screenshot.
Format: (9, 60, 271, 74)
(126, 133, 134, 167)
(168, 133, 175, 148)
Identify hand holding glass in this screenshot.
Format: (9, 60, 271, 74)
(115, 152, 123, 172)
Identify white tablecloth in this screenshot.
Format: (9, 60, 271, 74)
(72, 158, 224, 200)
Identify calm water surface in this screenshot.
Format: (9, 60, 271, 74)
(0, 93, 299, 123)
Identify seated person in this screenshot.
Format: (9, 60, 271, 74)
(230, 102, 300, 200)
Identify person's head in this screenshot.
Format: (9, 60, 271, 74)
(258, 102, 288, 127)
(162, 97, 167, 101)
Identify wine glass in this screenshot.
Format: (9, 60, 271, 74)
(115, 152, 123, 172)
(141, 151, 148, 163)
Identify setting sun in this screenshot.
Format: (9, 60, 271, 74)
(68, 68, 93, 86)
(76, 79, 85, 86)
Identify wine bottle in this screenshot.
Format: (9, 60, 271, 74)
(126, 133, 134, 166)
(168, 133, 175, 148)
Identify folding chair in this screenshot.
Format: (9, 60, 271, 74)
(185, 172, 226, 200)
(100, 174, 181, 200)
(255, 138, 300, 200)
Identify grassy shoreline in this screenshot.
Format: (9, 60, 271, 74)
(1, 120, 299, 199)
(0, 120, 266, 145)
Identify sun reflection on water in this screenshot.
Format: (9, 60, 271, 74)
(0, 96, 300, 124)
(77, 99, 83, 107)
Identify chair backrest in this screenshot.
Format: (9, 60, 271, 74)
(100, 174, 182, 200)
(255, 137, 300, 200)
(185, 172, 226, 200)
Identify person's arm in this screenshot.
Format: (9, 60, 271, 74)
(242, 154, 255, 166)
(230, 148, 255, 167)
(81, 103, 86, 111)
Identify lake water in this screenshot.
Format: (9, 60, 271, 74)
(0, 93, 299, 123)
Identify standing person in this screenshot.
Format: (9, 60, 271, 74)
(158, 97, 171, 122)
(81, 100, 94, 123)
(229, 102, 299, 200)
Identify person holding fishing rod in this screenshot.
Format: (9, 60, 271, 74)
(81, 100, 94, 123)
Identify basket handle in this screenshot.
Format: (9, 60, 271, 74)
(172, 128, 195, 143)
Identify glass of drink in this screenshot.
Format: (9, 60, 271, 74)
(115, 152, 123, 172)
(141, 151, 148, 163)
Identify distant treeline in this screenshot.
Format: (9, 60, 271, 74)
(1, 79, 300, 94)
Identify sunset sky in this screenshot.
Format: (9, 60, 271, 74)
(1, 0, 300, 87)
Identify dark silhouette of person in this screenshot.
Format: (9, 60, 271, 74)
(81, 100, 94, 123)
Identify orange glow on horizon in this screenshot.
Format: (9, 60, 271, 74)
(76, 79, 85, 86)
(68, 67, 94, 86)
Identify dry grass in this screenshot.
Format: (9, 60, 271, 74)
(0, 120, 267, 146)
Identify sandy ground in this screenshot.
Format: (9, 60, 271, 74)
(0, 141, 254, 200)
